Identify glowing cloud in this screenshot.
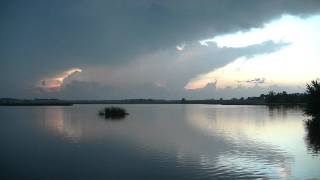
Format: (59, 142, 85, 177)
(176, 43, 186, 51)
(39, 68, 82, 91)
(187, 15, 320, 90)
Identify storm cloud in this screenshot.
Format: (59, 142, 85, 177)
(1, 0, 320, 98)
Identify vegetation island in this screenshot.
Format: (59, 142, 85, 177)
(98, 107, 129, 119)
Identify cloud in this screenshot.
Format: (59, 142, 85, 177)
(0, 1, 320, 98)
(237, 78, 266, 85)
(48, 39, 287, 99)
(176, 43, 186, 51)
(2, 1, 319, 66)
(199, 15, 306, 48)
(74, 40, 285, 94)
(42, 80, 171, 100)
(38, 68, 82, 91)
(186, 15, 320, 91)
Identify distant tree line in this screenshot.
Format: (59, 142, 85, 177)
(263, 91, 307, 104)
(197, 91, 307, 105)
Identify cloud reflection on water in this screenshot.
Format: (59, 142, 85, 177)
(41, 107, 83, 142)
(184, 105, 297, 179)
(35, 104, 319, 179)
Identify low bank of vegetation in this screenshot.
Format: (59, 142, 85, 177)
(98, 107, 128, 119)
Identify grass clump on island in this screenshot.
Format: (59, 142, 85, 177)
(98, 107, 129, 119)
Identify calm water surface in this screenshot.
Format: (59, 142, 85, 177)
(0, 104, 319, 179)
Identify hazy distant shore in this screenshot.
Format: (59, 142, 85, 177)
(0, 96, 306, 106)
(0, 98, 73, 106)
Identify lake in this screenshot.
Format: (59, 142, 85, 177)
(0, 104, 319, 179)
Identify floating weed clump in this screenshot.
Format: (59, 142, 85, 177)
(98, 107, 129, 119)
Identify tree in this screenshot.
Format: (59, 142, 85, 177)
(305, 80, 320, 116)
(304, 80, 320, 153)
(181, 98, 186, 103)
(265, 91, 276, 103)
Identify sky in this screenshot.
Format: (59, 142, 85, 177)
(1, 0, 320, 99)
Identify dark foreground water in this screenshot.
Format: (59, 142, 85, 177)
(0, 104, 319, 179)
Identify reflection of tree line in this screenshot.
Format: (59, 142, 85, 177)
(305, 116, 320, 153)
(303, 80, 320, 153)
(264, 80, 320, 154)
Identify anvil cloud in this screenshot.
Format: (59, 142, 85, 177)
(1, 0, 320, 99)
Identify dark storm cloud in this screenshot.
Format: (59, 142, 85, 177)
(0, 0, 319, 97)
(30, 40, 285, 99)
(1, 0, 319, 65)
